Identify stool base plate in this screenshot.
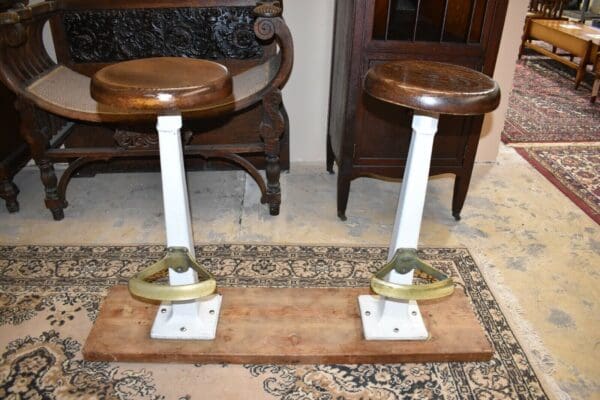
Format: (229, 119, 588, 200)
(358, 296, 428, 340)
(151, 295, 222, 340)
(84, 286, 492, 364)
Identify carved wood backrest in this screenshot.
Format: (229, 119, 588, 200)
(50, 0, 283, 76)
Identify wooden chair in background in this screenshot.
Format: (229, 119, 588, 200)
(0, 0, 293, 220)
(528, 0, 568, 19)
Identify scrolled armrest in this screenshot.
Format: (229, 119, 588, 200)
(252, 2, 293, 90)
(0, 1, 56, 25)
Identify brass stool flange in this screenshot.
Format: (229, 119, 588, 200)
(371, 249, 455, 301)
(129, 247, 217, 302)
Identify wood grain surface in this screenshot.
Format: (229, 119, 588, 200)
(364, 60, 500, 115)
(84, 286, 493, 364)
(91, 57, 233, 111)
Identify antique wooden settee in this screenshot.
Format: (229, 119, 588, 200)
(0, 0, 292, 220)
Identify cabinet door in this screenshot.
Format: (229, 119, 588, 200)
(355, 92, 474, 167)
(372, 0, 489, 43)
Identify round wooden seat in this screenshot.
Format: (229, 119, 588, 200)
(91, 57, 233, 112)
(364, 61, 500, 115)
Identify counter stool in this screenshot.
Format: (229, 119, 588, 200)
(90, 57, 233, 340)
(359, 61, 500, 340)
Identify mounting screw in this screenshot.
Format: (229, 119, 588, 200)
(411, 310, 417, 316)
(160, 308, 167, 313)
(180, 327, 187, 332)
(393, 328, 399, 333)
(365, 311, 371, 316)
(209, 309, 215, 315)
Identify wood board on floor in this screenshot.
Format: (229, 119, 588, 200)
(83, 286, 492, 364)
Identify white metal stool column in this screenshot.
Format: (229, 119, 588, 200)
(150, 115, 222, 339)
(358, 113, 440, 340)
(90, 57, 234, 340)
(359, 60, 501, 341)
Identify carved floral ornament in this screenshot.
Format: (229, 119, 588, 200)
(63, 7, 264, 63)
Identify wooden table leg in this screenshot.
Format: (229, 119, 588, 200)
(592, 58, 599, 103)
(575, 41, 593, 89)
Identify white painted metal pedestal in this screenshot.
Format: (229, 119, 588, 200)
(359, 113, 439, 340)
(150, 115, 222, 340)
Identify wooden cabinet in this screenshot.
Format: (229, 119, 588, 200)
(327, 0, 508, 220)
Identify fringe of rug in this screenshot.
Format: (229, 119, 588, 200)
(469, 250, 571, 400)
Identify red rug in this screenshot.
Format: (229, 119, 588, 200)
(516, 145, 600, 223)
(502, 56, 600, 144)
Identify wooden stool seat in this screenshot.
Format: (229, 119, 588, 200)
(364, 61, 500, 115)
(91, 57, 233, 112)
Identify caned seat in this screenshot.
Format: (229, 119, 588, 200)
(363, 60, 500, 116)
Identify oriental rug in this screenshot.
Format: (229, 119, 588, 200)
(502, 55, 600, 144)
(0, 244, 551, 399)
(516, 144, 600, 224)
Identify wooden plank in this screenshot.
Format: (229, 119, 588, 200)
(83, 286, 493, 364)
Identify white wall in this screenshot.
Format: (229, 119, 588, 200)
(477, 0, 529, 161)
(282, 1, 335, 163)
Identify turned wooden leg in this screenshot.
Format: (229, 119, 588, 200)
(37, 159, 65, 220)
(337, 173, 351, 221)
(265, 150, 281, 216)
(575, 44, 592, 90)
(452, 172, 474, 221)
(260, 90, 285, 216)
(16, 99, 66, 220)
(0, 179, 19, 213)
(326, 133, 335, 174)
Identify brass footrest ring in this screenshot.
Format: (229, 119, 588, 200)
(129, 247, 217, 302)
(370, 249, 455, 301)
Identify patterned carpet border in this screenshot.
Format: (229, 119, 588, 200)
(502, 47, 600, 144)
(516, 145, 600, 224)
(0, 245, 552, 399)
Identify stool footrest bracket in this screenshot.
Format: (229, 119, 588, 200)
(371, 249, 454, 301)
(129, 247, 217, 302)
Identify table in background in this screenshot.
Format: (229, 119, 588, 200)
(520, 19, 599, 98)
